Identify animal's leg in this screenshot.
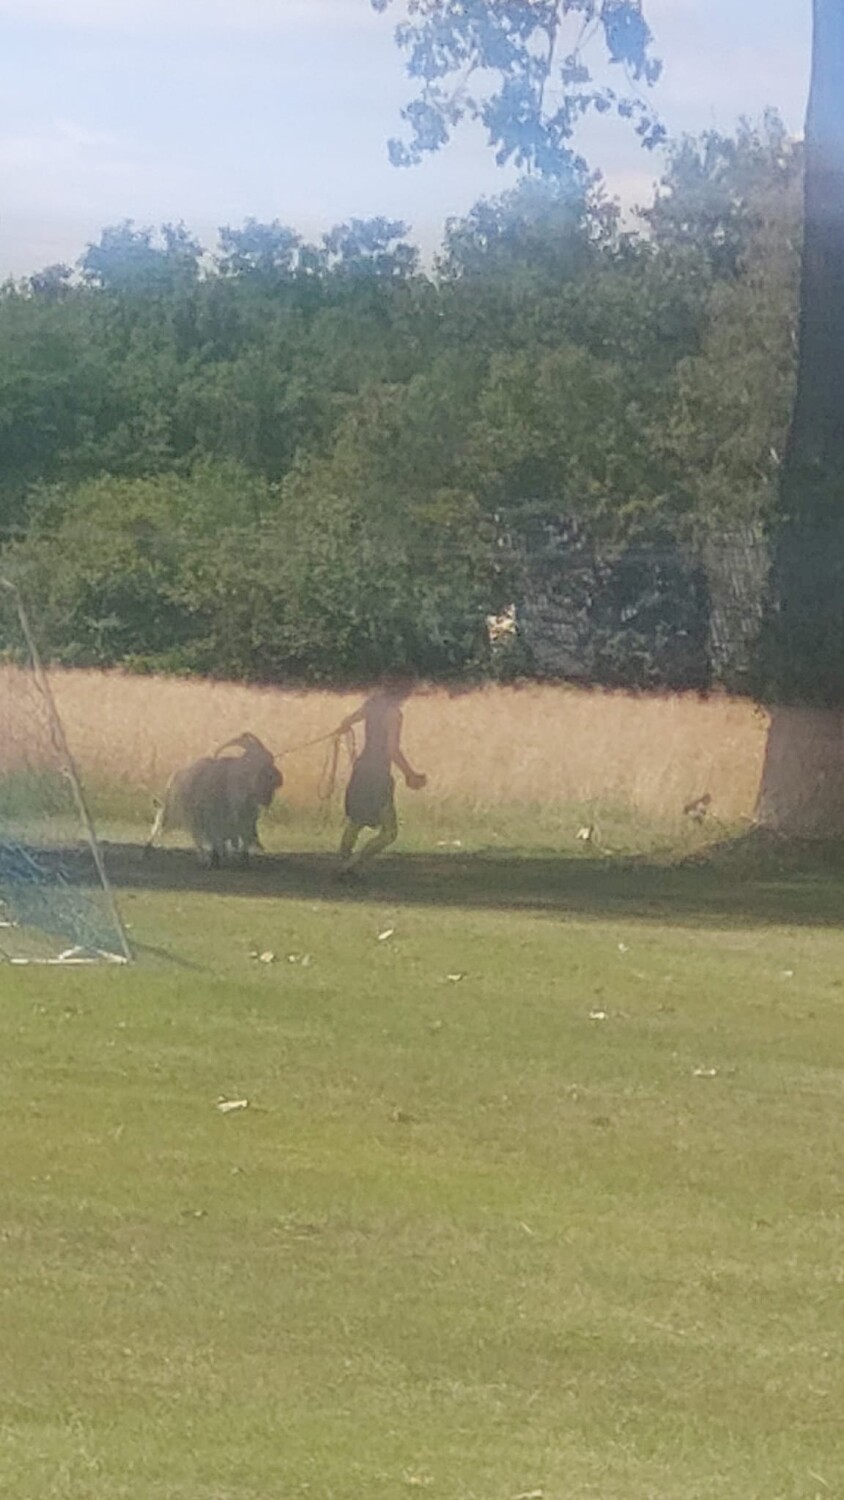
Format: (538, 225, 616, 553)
(241, 806, 263, 852)
(233, 810, 262, 861)
(225, 835, 250, 867)
(190, 829, 216, 868)
(143, 799, 167, 858)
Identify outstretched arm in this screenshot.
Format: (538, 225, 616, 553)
(336, 702, 366, 735)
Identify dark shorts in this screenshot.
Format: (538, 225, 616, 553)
(345, 761, 395, 829)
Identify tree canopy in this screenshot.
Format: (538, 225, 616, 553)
(374, 0, 844, 709)
(0, 117, 799, 689)
(372, 0, 665, 177)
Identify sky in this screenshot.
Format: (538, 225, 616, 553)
(0, 0, 812, 279)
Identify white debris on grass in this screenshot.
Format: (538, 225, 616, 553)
(377, 928, 395, 942)
(216, 1098, 249, 1114)
(692, 1068, 719, 1079)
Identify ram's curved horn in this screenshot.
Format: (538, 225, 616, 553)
(214, 731, 263, 758)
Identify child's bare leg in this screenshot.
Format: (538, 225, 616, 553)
(339, 818, 362, 862)
(355, 804, 399, 864)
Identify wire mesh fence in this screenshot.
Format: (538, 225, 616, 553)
(497, 520, 771, 693)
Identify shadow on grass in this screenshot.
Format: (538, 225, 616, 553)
(92, 831, 844, 932)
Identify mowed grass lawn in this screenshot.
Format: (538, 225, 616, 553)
(1, 837, 842, 1500)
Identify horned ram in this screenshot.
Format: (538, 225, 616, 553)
(144, 732, 282, 867)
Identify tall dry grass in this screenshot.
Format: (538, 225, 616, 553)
(1, 667, 770, 822)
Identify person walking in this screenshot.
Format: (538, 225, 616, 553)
(337, 678, 426, 870)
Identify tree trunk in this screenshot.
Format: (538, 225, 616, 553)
(756, 0, 844, 831)
(757, 704, 844, 834)
(788, 0, 844, 480)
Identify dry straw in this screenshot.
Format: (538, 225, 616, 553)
(0, 667, 770, 822)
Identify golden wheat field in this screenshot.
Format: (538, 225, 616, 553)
(0, 666, 770, 822)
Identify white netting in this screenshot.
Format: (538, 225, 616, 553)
(0, 582, 130, 964)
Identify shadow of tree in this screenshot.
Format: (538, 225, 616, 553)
(93, 831, 844, 932)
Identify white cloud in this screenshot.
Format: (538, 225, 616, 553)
(0, 0, 812, 280)
(647, 0, 811, 131)
(0, 0, 370, 33)
(0, 118, 122, 172)
(0, 115, 201, 277)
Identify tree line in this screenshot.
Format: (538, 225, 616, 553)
(0, 114, 799, 688)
